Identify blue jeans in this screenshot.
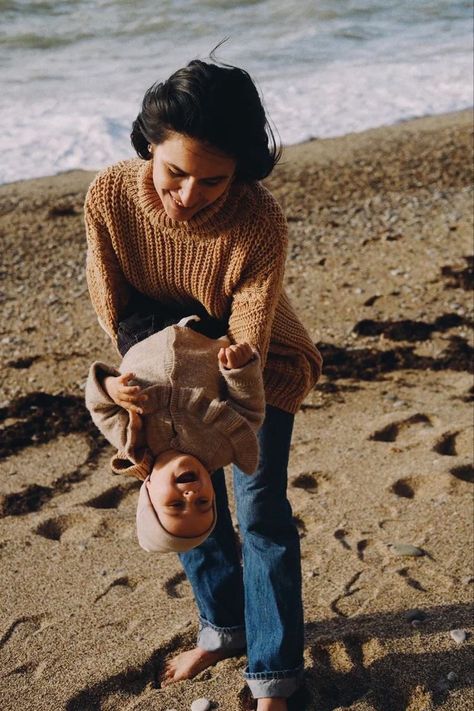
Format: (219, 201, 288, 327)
(179, 405, 304, 698)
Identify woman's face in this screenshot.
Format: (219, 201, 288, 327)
(150, 132, 236, 221)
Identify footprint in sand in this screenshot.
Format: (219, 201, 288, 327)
(85, 480, 139, 510)
(94, 574, 137, 603)
(450, 464, 474, 483)
(35, 512, 91, 541)
(0, 615, 44, 650)
(369, 413, 433, 444)
(163, 570, 189, 599)
(432, 431, 459, 456)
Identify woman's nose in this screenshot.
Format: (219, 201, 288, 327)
(179, 178, 200, 207)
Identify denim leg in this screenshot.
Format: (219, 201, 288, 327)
(178, 468, 246, 652)
(233, 405, 304, 698)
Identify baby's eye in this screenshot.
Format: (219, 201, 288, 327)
(170, 501, 185, 508)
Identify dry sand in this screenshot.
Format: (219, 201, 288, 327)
(0, 110, 473, 711)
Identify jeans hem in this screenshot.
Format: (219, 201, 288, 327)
(197, 616, 246, 653)
(244, 665, 303, 699)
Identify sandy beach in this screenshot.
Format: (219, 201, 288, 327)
(0, 109, 472, 711)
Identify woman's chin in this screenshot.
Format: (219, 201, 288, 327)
(164, 196, 205, 221)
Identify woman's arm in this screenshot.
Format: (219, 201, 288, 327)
(227, 210, 288, 368)
(84, 191, 131, 341)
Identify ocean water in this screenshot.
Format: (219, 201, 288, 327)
(1, 0, 472, 184)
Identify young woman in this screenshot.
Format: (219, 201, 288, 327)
(84, 57, 322, 711)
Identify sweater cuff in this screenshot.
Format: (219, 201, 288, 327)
(218, 352, 262, 388)
(110, 448, 154, 481)
(85, 361, 121, 406)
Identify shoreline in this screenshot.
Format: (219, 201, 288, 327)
(0, 107, 473, 711)
(1, 108, 472, 190)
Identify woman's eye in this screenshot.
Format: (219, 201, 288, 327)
(202, 178, 222, 187)
(168, 168, 184, 178)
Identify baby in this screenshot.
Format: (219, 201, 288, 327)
(85, 320, 264, 555)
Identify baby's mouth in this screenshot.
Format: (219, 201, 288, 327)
(175, 471, 197, 483)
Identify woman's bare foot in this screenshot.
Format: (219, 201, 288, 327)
(161, 647, 230, 686)
(256, 699, 287, 711)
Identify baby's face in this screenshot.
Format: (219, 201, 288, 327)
(146, 450, 215, 537)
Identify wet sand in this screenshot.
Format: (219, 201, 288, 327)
(0, 109, 473, 710)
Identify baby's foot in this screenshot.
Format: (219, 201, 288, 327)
(256, 699, 287, 711)
(161, 647, 229, 686)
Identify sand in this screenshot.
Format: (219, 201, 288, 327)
(0, 110, 473, 711)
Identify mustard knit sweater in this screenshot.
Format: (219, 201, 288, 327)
(84, 158, 322, 414)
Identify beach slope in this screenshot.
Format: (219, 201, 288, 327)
(0, 110, 472, 710)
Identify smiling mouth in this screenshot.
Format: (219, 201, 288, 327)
(175, 471, 198, 483)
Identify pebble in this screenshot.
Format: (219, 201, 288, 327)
(406, 609, 427, 623)
(191, 700, 212, 711)
(450, 629, 466, 644)
(447, 671, 458, 683)
(390, 543, 425, 557)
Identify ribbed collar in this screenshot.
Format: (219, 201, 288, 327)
(135, 159, 244, 238)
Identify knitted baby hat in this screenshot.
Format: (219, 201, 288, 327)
(136, 475, 217, 553)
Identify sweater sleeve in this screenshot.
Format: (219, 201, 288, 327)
(227, 208, 288, 368)
(84, 186, 131, 341)
(84, 361, 143, 451)
(219, 354, 265, 432)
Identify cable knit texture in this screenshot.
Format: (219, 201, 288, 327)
(85, 158, 322, 413)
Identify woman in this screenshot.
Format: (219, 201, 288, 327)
(84, 57, 322, 711)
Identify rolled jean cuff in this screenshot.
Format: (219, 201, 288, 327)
(245, 665, 304, 699)
(197, 616, 246, 653)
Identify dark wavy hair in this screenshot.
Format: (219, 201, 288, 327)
(130, 59, 281, 182)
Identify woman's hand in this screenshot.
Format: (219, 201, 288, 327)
(103, 372, 147, 413)
(218, 342, 256, 370)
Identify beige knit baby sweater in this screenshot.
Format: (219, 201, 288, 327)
(85, 326, 265, 479)
(85, 158, 322, 413)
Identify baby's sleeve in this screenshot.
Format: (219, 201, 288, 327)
(85, 361, 131, 452)
(219, 354, 265, 432)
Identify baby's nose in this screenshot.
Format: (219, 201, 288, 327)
(183, 485, 199, 496)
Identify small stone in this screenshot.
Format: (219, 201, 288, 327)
(462, 575, 474, 585)
(411, 619, 422, 629)
(390, 543, 425, 557)
(406, 609, 427, 623)
(191, 700, 211, 711)
(450, 629, 466, 644)
(447, 671, 458, 682)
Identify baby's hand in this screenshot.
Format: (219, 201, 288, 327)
(103, 372, 147, 413)
(218, 342, 255, 370)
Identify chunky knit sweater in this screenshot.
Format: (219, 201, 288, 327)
(85, 158, 322, 413)
(85, 326, 265, 478)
